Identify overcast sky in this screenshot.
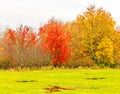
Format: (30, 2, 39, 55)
(0, 0, 120, 28)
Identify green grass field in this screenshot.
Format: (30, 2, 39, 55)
(0, 69, 120, 94)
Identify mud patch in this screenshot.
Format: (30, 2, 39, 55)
(44, 85, 75, 93)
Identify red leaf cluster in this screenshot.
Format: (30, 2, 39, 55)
(3, 26, 37, 48)
(39, 19, 71, 65)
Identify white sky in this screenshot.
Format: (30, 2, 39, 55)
(0, 0, 120, 28)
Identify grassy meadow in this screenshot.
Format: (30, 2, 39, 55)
(0, 69, 120, 94)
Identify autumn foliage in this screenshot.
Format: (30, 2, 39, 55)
(71, 5, 116, 67)
(39, 19, 71, 66)
(3, 26, 37, 48)
(0, 26, 50, 69)
(0, 5, 120, 69)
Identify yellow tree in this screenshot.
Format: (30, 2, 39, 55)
(95, 37, 114, 66)
(113, 29, 120, 67)
(75, 5, 115, 65)
(65, 22, 94, 67)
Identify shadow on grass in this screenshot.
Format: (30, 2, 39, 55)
(85, 77, 106, 80)
(16, 80, 37, 83)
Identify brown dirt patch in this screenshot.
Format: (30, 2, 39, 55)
(44, 85, 75, 93)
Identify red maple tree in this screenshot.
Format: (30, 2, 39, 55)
(4, 26, 37, 48)
(2, 26, 38, 65)
(39, 19, 71, 66)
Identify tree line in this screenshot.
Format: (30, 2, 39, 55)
(0, 5, 120, 69)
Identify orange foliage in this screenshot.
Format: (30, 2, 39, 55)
(4, 26, 37, 48)
(39, 19, 71, 65)
(2, 26, 38, 67)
